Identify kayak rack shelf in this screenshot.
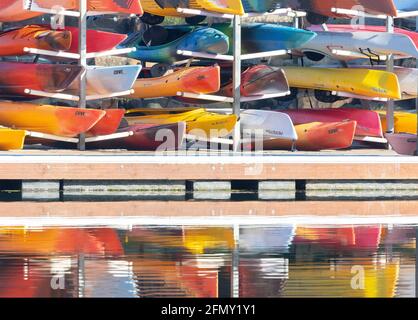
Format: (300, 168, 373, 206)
(331, 91, 389, 102)
(23, 47, 137, 60)
(177, 91, 292, 103)
(23, 89, 135, 102)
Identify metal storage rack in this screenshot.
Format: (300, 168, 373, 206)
(23, 0, 138, 150)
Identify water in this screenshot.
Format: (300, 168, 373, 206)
(0, 224, 415, 297)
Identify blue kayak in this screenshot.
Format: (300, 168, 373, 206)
(119, 26, 229, 63)
(394, 0, 418, 11)
(241, 0, 282, 12)
(213, 23, 317, 55)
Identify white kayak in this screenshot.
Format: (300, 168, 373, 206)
(240, 109, 298, 142)
(68, 65, 142, 95)
(296, 31, 418, 62)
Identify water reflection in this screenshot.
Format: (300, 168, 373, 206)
(0, 225, 415, 297)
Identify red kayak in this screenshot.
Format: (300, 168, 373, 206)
(87, 109, 125, 136)
(281, 108, 383, 139)
(310, 24, 418, 49)
(87, 122, 186, 151)
(64, 27, 128, 54)
(0, 62, 82, 97)
(220, 65, 289, 97)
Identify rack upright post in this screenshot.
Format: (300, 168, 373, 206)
(385, 15, 395, 136)
(232, 15, 241, 152)
(77, 0, 87, 151)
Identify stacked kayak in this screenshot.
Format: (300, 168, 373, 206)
(125, 108, 237, 138)
(386, 133, 417, 156)
(122, 26, 230, 63)
(282, 67, 401, 101)
(0, 101, 105, 137)
(0, 128, 26, 151)
(131, 66, 221, 99)
(378, 111, 417, 135)
(0, 0, 143, 22)
(0, 62, 82, 98)
(0, 25, 72, 56)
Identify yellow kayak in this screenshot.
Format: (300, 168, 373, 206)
(378, 111, 417, 134)
(125, 108, 237, 138)
(282, 67, 401, 100)
(141, 0, 245, 16)
(0, 128, 26, 151)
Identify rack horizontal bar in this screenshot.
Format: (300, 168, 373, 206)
(241, 50, 290, 60)
(331, 7, 418, 19)
(331, 91, 389, 102)
(176, 8, 235, 19)
(331, 49, 388, 61)
(240, 91, 291, 102)
(24, 89, 80, 101)
(177, 92, 234, 103)
(23, 47, 80, 59)
(85, 131, 134, 143)
(243, 8, 290, 17)
(27, 131, 79, 143)
(177, 50, 234, 61)
(355, 136, 387, 144)
(24, 4, 81, 17)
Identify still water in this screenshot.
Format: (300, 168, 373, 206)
(0, 224, 415, 297)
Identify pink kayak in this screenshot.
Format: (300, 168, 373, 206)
(281, 108, 383, 138)
(385, 133, 416, 156)
(310, 24, 418, 49)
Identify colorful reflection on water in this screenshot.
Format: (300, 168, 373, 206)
(0, 225, 415, 297)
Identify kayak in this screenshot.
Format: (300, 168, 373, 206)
(386, 133, 416, 156)
(67, 65, 142, 96)
(125, 108, 237, 138)
(86, 109, 125, 137)
(262, 121, 357, 151)
(297, 31, 418, 62)
(0, 25, 71, 56)
(131, 66, 221, 99)
(299, 0, 397, 24)
(220, 65, 289, 97)
(121, 26, 229, 63)
(64, 27, 128, 54)
(242, 0, 282, 12)
(310, 24, 418, 50)
(394, 0, 418, 12)
(87, 122, 186, 151)
(0, 0, 143, 22)
(213, 23, 317, 55)
(141, 0, 244, 16)
(240, 110, 298, 142)
(0, 101, 105, 137)
(378, 111, 417, 134)
(282, 67, 401, 100)
(282, 108, 383, 139)
(0, 128, 26, 151)
(0, 62, 82, 98)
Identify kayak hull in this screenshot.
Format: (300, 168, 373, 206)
(87, 122, 186, 151)
(0, 25, 72, 56)
(123, 26, 229, 63)
(386, 133, 417, 156)
(87, 109, 125, 137)
(0, 62, 82, 98)
(125, 108, 237, 138)
(0, 101, 105, 137)
(68, 65, 142, 96)
(282, 66, 401, 100)
(262, 121, 357, 151)
(282, 108, 383, 138)
(0, 128, 26, 151)
(378, 111, 417, 135)
(132, 66, 221, 99)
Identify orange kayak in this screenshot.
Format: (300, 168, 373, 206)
(0, 0, 143, 22)
(131, 66, 221, 99)
(87, 109, 125, 136)
(0, 25, 71, 56)
(0, 101, 105, 137)
(262, 121, 357, 151)
(0, 128, 26, 151)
